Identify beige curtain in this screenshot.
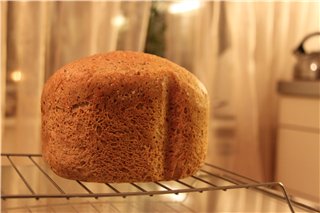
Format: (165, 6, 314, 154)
(1, 1, 151, 154)
(1, 2, 7, 143)
(165, 1, 320, 181)
(2, 1, 319, 181)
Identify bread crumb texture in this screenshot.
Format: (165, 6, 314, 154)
(41, 51, 209, 183)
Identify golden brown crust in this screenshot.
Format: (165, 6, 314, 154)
(41, 51, 208, 182)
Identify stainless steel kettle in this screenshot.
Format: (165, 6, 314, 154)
(293, 32, 320, 80)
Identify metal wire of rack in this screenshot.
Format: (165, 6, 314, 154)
(1, 153, 318, 213)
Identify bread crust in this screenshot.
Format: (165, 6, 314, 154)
(41, 51, 208, 182)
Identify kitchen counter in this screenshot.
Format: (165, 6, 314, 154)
(2, 187, 314, 213)
(2, 154, 319, 213)
(278, 81, 320, 97)
(276, 81, 320, 204)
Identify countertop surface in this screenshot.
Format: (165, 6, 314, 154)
(2, 155, 319, 213)
(278, 81, 320, 97)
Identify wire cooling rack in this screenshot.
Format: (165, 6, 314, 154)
(1, 153, 319, 213)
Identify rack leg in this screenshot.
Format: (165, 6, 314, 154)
(276, 182, 295, 213)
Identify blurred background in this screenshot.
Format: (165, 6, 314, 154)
(1, 0, 319, 204)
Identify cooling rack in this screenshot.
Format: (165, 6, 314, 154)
(1, 153, 318, 213)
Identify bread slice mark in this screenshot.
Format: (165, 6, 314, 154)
(161, 74, 170, 180)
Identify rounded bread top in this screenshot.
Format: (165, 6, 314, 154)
(42, 51, 207, 110)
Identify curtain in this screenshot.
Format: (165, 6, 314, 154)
(1, 1, 319, 182)
(1, 1, 151, 154)
(1, 1, 7, 143)
(165, 1, 320, 181)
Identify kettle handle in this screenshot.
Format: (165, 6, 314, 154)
(294, 32, 320, 54)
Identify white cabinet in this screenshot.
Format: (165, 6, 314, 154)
(275, 95, 320, 202)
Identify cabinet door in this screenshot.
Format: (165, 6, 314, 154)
(279, 96, 319, 129)
(276, 128, 319, 202)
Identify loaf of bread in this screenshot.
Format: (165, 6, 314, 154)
(41, 51, 208, 183)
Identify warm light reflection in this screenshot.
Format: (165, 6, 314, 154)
(169, 1, 201, 14)
(112, 14, 126, 27)
(310, 63, 318, 72)
(10, 70, 22, 82)
(167, 193, 187, 202)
